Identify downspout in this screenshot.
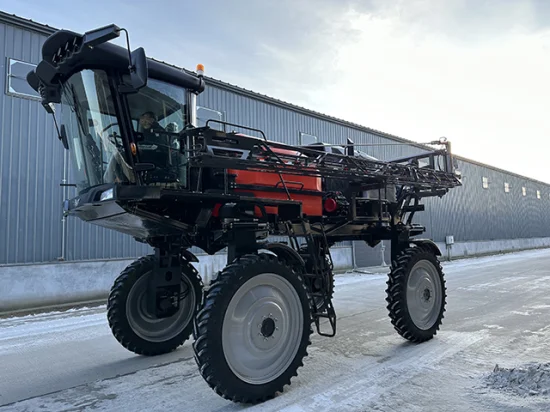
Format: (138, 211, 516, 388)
(60, 142, 68, 261)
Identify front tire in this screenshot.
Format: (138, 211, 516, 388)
(385, 246, 446, 343)
(193, 253, 313, 404)
(107, 255, 203, 356)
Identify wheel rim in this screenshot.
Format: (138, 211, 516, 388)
(222, 273, 304, 385)
(126, 271, 196, 342)
(406, 260, 442, 330)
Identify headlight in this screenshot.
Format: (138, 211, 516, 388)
(100, 188, 114, 201)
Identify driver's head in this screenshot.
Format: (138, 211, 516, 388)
(139, 111, 157, 130)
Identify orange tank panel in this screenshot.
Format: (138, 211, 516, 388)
(228, 146, 323, 216)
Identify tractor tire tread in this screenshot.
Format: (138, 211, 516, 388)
(193, 253, 313, 404)
(107, 254, 203, 356)
(385, 246, 446, 343)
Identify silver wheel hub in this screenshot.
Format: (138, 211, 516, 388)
(406, 260, 442, 330)
(222, 273, 303, 385)
(126, 271, 195, 342)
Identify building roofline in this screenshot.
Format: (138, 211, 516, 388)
(214, 77, 550, 186)
(1, 10, 549, 186)
(0, 10, 55, 35)
(201, 71, 432, 150)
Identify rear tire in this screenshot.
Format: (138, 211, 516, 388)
(385, 246, 446, 343)
(107, 255, 203, 356)
(193, 253, 313, 403)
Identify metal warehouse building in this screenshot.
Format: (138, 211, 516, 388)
(2, 11, 550, 308)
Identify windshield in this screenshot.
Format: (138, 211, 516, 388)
(61, 70, 190, 193)
(126, 76, 188, 187)
(61, 69, 134, 193)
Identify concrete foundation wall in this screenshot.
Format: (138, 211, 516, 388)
(2, 237, 547, 314)
(0, 247, 353, 313)
(353, 236, 550, 267)
(435, 237, 550, 261)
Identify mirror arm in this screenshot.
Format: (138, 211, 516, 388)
(118, 28, 134, 72)
(48, 109, 69, 150)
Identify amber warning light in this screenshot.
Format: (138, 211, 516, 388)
(196, 64, 204, 76)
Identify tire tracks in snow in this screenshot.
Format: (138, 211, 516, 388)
(271, 330, 488, 411)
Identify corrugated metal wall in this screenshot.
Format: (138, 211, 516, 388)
(355, 157, 550, 267)
(425, 158, 550, 243)
(0, 21, 65, 264)
(198, 84, 427, 161)
(2, 18, 550, 267)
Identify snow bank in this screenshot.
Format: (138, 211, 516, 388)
(484, 363, 550, 397)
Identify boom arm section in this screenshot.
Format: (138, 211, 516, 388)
(183, 125, 462, 197)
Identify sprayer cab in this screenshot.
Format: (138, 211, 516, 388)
(26, 24, 205, 196)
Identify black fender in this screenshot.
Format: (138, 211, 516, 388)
(410, 239, 442, 256)
(181, 249, 199, 263)
(263, 242, 306, 269)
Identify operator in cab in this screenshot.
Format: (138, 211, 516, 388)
(103, 110, 185, 186)
(138, 111, 165, 134)
(102, 111, 166, 184)
(136, 110, 171, 157)
(135, 110, 185, 186)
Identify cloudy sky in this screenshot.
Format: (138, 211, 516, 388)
(2, 0, 549, 182)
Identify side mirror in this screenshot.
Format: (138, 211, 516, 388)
(60, 124, 69, 150)
(130, 47, 147, 90)
(81, 25, 148, 92)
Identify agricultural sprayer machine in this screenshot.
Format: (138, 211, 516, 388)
(27, 24, 462, 403)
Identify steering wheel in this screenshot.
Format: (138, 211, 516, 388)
(108, 132, 124, 149)
(101, 122, 118, 134)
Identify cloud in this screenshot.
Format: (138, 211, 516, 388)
(3, 0, 550, 182)
(246, 0, 550, 182)
(343, 0, 550, 40)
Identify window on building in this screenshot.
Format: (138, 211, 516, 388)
(299, 132, 317, 145)
(482, 176, 489, 189)
(197, 106, 224, 130)
(522, 187, 527, 196)
(6, 58, 40, 99)
(504, 182, 510, 193)
(537, 190, 541, 199)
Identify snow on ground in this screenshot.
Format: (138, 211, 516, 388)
(1, 248, 550, 411)
(0, 306, 107, 354)
(484, 363, 550, 397)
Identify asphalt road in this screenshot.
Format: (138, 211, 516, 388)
(2, 249, 550, 411)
